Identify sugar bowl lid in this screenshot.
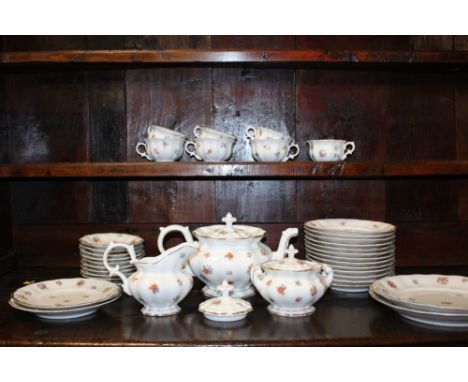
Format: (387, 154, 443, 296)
(199, 281, 253, 321)
(193, 213, 265, 240)
(262, 245, 321, 272)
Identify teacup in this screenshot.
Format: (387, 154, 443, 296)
(194, 125, 236, 141)
(147, 124, 186, 140)
(250, 138, 300, 162)
(246, 125, 289, 140)
(307, 140, 355, 162)
(185, 138, 235, 161)
(136, 138, 185, 162)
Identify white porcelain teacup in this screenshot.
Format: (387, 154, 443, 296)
(194, 125, 236, 141)
(185, 138, 235, 161)
(147, 124, 186, 140)
(136, 138, 185, 162)
(250, 138, 300, 162)
(246, 125, 289, 140)
(307, 139, 355, 162)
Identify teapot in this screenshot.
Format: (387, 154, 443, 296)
(103, 241, 197, 317)
(157, 213, 298, 298)
(251, 244, 333, 317)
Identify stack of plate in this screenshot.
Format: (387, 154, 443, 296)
(9, 278, 121, 320)
(304, 219, 396, 293)
(79, 233, 145, 282)
(370, 275, 468, 328)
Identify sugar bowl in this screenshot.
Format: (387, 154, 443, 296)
(251, 244, 333, 317)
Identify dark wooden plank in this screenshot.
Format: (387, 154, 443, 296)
(2, 161, 468, 178)
(297, 180, 386, 222)
(295, 36, 453, 51)
(124, 36, 211, 50)
(2, 36, 87, 51)
(0, 183, 13, 261)
(88, 70, 127, 223)
(211, 36, 294, 49)
(295, 69, 387, 161)
(0, 72, 8, 163)
(454, 36, 468, 51)
(126, 67, 215, 223)
(455, 73, 468, 220)
(3, 49, 468, 64)
(215, 181, 297, 222)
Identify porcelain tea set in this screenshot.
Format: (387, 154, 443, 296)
(136, 124, 355, 163)
(99, 213, 333, 321)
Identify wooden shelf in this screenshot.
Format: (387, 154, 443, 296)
(1, 161, 468, 179)
(2, 49, 468, 65)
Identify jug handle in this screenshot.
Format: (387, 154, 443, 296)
(319, 263, 334, 288)
(102, 242, 136, 296)
(158, 225, 194, 253)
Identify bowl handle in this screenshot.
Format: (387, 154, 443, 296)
(319, 264, 334, 288)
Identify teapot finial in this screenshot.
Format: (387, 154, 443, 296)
(286, 244, 299, 259)
(222, 213, 237, 228)
(216, 280, 234, 298)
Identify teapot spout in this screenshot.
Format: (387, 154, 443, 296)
(271, 228, 299, 261)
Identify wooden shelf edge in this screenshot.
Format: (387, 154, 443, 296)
(2, 49, 468, 65)
(1, 161, 468, 179)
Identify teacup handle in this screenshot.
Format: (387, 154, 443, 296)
(342, 141, 355, 160)
(283, 142, 300, 162)
(246, 126, 256, 140)
(136, 142, 151, 161)
(193, 125, 202, 139)
(184, 141, 202, 161)
(319, 263, 334, 288)
(102, 242, 137, 296)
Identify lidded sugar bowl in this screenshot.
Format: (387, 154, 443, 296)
(251, 244, 333, 317)
(158, 213, 298, 298)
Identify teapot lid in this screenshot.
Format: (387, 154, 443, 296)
(199, 281, 253, 318)
(262, 245, 321, 272)
(193, 213, 265, 240)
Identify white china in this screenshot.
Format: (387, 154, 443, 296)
(199, 280, 253, 322)
(79, 233, 144, 247)
(305, 237, 394, 249)
(185, 138, 235, 161)
(193, 125, 236, 141)
(304, 244, 394, 258)
(147, 124, 186, 140)
(136, 137, 185, 162)
(330, 286, 369, 293)
(369, 288, 468, 328)
(249, 138, 300, 162)
(103, 241, 197, 317)
(305, 219, 395, 234)
(305, 254, 394, 269)
(305, 232, 394, 245)
(246, 125, 289, 140)
(157, 213, 298, 298)
(371, 274, 468, 313)
(307, 139, 355, 162)
(251, 244, 333, 317)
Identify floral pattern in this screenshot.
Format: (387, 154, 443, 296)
(437, 276, 449, 285)
(295, 297, 302, 303)
(202, 265, 213, 275)
(311, 286, 317, 296)
(149, 283, 159, 293)
(387, 280, 397, 289)
(76, 280, 85, 287)
(266, 279, 272, 286)
(55, 280, 62, 286)
(319, 149, 327, 157)
(295, 280, 302, 286)
(225, 252, 235, 260)
(37, 283, 47, 290)
(277, 285, 286, 295)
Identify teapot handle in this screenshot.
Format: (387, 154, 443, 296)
(102, 242, 136, 296)
(319, 263, 334, 288)
(158, 225, 194, 253)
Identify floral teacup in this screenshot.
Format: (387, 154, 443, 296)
(194, 125, 236, 141)
(250, 138, 300, 162)
(246, 125, 289, 140)
(147, 124, 186, 140)
(307, 139, 355, 162)
(185, 138, 235, 161)
(136, 138, 185, 162)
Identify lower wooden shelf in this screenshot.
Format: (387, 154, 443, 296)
(1, 160, 468, 179)
(1, 267, 468, 346)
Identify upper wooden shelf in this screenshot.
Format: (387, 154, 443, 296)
(2, 49, 468, 65)
(1, 161, 468, 179)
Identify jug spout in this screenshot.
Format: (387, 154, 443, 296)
(150, 242, 199, 273)
(271, 228, 299, 261)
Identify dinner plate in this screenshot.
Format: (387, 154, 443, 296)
(305, 237, 395, 249)
(12, 278, 121, 310)
(333, 272, 394, 284)
(371, 275, 468, 314)
(79, 245, 144, 256)
(369, 289, 468, 328)
(305, 232, 395, 245)
(305, 227, 395, 239)
(9, 294, 121, 320)
(305, 244, 394, 258)
(331, 286, 369, 293)
(305, 219, 396, 234)
(306, 253, 395, 268)
(79, 233, 144, 247)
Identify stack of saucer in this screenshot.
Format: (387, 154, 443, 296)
(79, 233, 145, 282)
(304, 219, 396, 293)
